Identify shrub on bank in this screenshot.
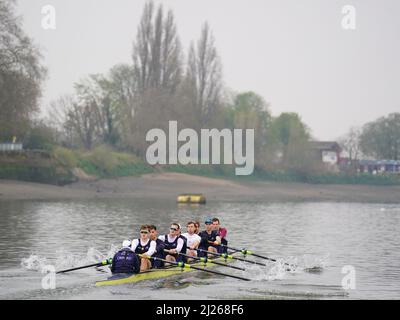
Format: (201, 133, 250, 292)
(78, 145, 154, 178)
(53, 147, 78, 168)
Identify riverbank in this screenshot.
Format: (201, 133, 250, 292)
(1, 172, 400, 203)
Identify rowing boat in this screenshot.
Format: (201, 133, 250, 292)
(95, 253, 238, 287)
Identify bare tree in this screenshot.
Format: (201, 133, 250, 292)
(49, 95, 98, 149)
(339, 127, 362, 161)
(130, 0, 184, 155)
(132, 0, 182, 93)
(186, 22, 223, 127)
(0, 0, 46, 140)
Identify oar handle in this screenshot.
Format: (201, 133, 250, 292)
(177, 252, 246, 271)
(197, 248, 266, 266)
(140, 255, 250, 281)
(221, 244, 294, 267)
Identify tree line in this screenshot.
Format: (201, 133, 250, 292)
(46, 0, 313, 173)
(1, 0, 399, 176)
(340, 113, 400, 162)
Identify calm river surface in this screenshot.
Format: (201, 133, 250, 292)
(0, 199, 399, 300)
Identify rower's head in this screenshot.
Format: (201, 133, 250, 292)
(122, 239, 132, 248)
(194, 221, 200, 234)
(204, 218, 213, 232)
(139, 225, 150, 240)
(212, 218, 221, 230)
(169, 223, 180, 236)
(148, 225, 158, 240)
(186, 221, 196, 235)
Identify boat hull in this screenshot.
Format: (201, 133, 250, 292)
(95, 256, 234, 287)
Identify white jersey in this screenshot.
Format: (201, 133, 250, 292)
(158, 234, 184, 253)
(131, 238, 156, 257)
(182, 233, 201, 249)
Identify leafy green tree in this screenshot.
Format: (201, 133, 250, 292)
(224, 92, 271, 167)
(266, 113, 311, 170)
(360, 113, 400, 160)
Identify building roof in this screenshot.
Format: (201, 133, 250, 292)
(309, 141, 341, 152)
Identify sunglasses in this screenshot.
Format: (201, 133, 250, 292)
(170, 227, 178, 231)
(140, 230, 149, 234)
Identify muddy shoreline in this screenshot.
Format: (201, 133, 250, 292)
(1, 172, 399, 203)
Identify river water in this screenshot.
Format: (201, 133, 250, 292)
(0, 199, 399, 300)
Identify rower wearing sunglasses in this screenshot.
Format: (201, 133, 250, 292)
(131, 225, 157, 272)
(158, 223, 186, 263)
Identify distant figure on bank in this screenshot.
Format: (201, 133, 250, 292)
(111, 240, 140, 274)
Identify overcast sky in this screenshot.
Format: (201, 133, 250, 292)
(16, 0, 400, 140)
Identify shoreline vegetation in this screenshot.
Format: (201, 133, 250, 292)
(2, 0, 400, 196)
(1, 146, 400, 203)
(1, 146, 400, 187)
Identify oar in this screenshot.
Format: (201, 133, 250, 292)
(197, 249, 266, 267)
(222, 245, 295, 268)
(208, 241, 283, 264)
(56, 258, 113, 274)
(141, 255, 250, 281)
(177, 252, 246, 271)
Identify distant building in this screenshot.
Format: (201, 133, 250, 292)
(359, 159, 400, 174)
(309, 141, 342, 165)
(0, 143, 23, 152)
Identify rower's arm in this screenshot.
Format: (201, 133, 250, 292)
(144, 240, 157, 257)
(130, 239, 139, 251)
(215, 236, 222, 245)
(175, 238, 184, 253)
(191, 240, 200, 249)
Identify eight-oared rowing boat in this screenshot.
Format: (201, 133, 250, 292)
(95, 253, 239, 287)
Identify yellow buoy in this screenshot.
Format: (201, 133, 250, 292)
(177, 194, 206, 204)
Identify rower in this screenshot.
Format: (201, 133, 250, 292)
(148, 225, 165, 268)
(158, 223, 185, 263)
(194, 221, 201, 235)
(131, 225, 156, 272)
(111, 240, 140, 274)
(182, 221, 201, 259)
(198, 218, 221, 258)
(212, 218, 228, 254)
(177, 224, 188, 263)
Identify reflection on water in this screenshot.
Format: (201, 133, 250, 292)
(0, 199, 399, 299)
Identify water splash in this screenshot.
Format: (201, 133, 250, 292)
(235, 254, 329, 281)
(20, 254, 49, 272)
(20, 245, 120, 273)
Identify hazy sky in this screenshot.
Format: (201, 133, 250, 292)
(16, 0, 400, 140)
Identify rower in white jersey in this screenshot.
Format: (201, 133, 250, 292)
(158, 223, 185, 263)
(182, 221, 201, 258)
(130, 225, 157, 272)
